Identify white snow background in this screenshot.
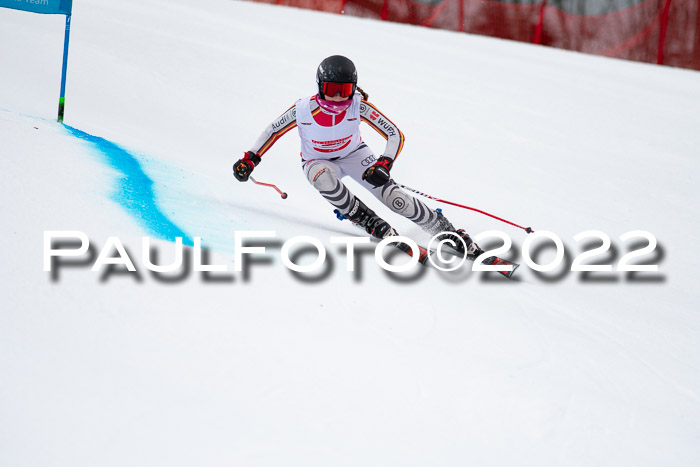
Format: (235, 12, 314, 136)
(1, 0, 700, 465)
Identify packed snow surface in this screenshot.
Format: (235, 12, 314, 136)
(1, 0, 699, 466)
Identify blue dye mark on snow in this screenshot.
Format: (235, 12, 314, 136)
(64, 125, 193, 246)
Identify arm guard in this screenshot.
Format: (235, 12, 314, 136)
(249, 103, 299, 157)
(359, 100, 405, 162)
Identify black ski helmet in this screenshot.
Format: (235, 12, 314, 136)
(316, 55, 357, 96)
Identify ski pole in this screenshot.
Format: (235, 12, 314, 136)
(398, 183, 533, 233)
(250, 176, 288, 199)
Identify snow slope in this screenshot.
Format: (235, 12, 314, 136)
(1, 0, 699, 466)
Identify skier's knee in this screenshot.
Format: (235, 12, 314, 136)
(383, 187, 411, 215)
(307, 163, 338, 192)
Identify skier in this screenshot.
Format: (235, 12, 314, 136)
(234, 55, 482, 259)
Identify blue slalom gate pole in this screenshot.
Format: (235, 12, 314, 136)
(0, 0, 74, 120)
(58, 14, 71, 122)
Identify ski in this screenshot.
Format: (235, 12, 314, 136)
(479, 255, 520, 279)
(436, 248, 520, 279)
(391, 239, 431, 265)
(341, 213, 519, 278)
(389, 236, 519, 278)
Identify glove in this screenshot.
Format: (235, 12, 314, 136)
(233, 151, 261, 182)
(362, 156, 393, 187)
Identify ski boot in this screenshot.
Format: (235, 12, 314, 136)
(426, 209, 483, 258)
(422, 210, 520, 277)
(341, 200, 429, 263)
(343, 199, 396, 239)
(444, 228, 483, 258)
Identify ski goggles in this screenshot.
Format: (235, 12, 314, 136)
(321, 82, 355, 98)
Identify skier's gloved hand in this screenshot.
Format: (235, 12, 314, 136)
(362, 156, 393, 187)
(233, 151, 261, 182)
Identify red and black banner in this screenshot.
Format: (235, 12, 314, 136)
(251, 0, 700, 70)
